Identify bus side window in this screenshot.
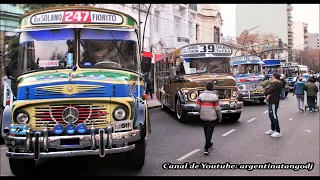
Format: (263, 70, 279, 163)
(174, 57, 185, 75)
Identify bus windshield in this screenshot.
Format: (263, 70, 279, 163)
(79, 29, 139, 72)
(188, 57, 231, 74)
(235, 64, 262, 74)
(17, 29, 75, 75)
(263, 66, 281, 74)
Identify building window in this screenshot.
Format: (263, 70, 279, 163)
(154, 10, 160, 33)
(196, 24, 199, 41)
(214, 26, 220, 43)
(188, 21, 192, 38)
(174, 16, 181, 36)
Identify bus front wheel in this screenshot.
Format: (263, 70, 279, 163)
(175, 97, 188, 123)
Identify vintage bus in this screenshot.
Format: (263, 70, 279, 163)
(262, 59, 283, 77)
(231, 55, 265, 104)
(155, 43, 243, 123)
(0, 6, 152, 175)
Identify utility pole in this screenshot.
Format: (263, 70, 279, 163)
(138, 4, 142, 52)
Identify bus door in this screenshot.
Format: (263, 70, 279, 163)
(164, 57, 172, 106)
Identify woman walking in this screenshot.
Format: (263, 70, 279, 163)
(293, 77, 306, 112)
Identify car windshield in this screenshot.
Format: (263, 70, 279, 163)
(79, 29, 139, 72)
(17, 29, 75, 75)
(236, 64, 261, 74)
(188, 57, 231, 74)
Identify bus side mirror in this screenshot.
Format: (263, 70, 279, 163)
(171, 66, 177, 77)
(141, 57, 151, 73)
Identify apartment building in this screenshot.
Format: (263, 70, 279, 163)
(307, 33, 319, 49)
(292, 21, 309, 50)
(236, 4, 294, 62)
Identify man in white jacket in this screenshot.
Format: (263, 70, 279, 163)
(196, 82, 222, 155)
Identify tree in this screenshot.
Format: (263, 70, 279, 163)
(298, 48, 320, 72)
(19, 4, 95, 13)
(236, 32, 280, 57)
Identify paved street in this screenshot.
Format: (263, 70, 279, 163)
(1, 92, 319, 176)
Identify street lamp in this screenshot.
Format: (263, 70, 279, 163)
(235, 26, 259, 56)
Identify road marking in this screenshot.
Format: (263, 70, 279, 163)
(304, 130, 311, 133)
(0, 147, 7, 150)
(176, 149, 200, 161)
(289, 118, 292, 120)
(263, 110, 268, 113)
(222, 129, 236, 137)
(280, 106, 285, 108)
(247, 118, 256, 122)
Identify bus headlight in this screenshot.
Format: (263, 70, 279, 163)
(238, 85, 245, 90)
(15, 111, 29, 124)
(232, 90, 238, 98)
(188, 91, 198, 101)
(113, 106, 128, 121)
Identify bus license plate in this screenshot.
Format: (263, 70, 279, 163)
(114, 120, 133, 131)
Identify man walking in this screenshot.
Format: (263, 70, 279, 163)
(280, 75, 287, 99)
(264, 73, 283, 138)
(304, 78, 318, 112)
(196, 82, 222, 155)
(293, 77, 306, 112)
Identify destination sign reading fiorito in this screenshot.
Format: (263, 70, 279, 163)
(30, 10, 124, 25)
(180, 44, 232, 58)
(232, 55, 262, 62)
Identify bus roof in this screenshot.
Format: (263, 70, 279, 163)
(18, 6, 138, 30)
(262, 59, 281, 67)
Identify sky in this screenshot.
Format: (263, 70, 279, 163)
(218, 4, 319, 38)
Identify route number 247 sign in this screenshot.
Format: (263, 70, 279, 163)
(30, 10, 124, 25)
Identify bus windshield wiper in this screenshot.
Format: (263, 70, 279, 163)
(109, 30, 128, 63)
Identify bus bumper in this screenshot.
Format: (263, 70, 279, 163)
(182, 101, 243, 116)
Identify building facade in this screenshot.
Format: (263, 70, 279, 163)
(195, 4, 222, 43)
(236, 4, 294, 62)
(95, 4, 197, 91)
(307, 33, 319, 49)
(292, 21, 309, 50)
(96, 4, 197, 55)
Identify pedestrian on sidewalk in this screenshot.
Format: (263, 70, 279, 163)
(280, 75, 287, 100)
(293, 77, 306, 112)
(145, 79, 154, 99)
(196, 82, 222, 155)
(304, 78, 318, 112)
(264, 72, 282, 138)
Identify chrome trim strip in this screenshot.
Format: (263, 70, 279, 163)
(34, 132, 40, 160)
(6, 145, 136, 159)
(99, 129, 105, 157)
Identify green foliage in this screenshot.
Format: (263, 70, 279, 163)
(6, 37, 19, 64)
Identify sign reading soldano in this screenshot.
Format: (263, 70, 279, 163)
(30, 10, 124, 25)
(180, 43, 232, 58)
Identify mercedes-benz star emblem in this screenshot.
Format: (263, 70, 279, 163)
(62, 107, 79, 124)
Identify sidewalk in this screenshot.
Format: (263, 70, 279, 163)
(146, 93, 161, 108)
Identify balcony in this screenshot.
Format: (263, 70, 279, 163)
(288, 21, 293, 25)
(304, 33, 308, 37)
(287, 13, 292, 18)
(288, 36, 293, 40)
(288, 33, 293, 37)
(304, 39, 308, 44)
(188, 4, 197, 13)
(288, 28, 293, 33)
(304, 23, 308, 28)
(287, 4, 293, 10)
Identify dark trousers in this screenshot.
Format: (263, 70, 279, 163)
(307, 96, 316, 110)
(268, 104, 280, 133)
(146, 89, 153, 98)
(280, 88, 285, 99)
(202, 120, 216, 149)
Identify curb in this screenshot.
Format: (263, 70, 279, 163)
(148, 105, 161, 109)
